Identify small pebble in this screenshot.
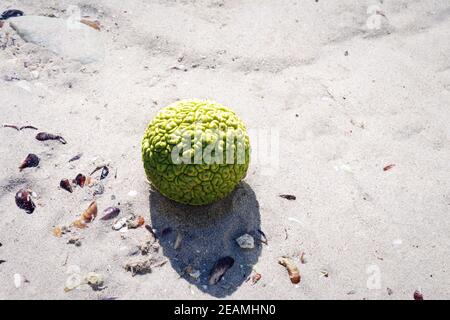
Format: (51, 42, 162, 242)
(235, 234, 255, 249)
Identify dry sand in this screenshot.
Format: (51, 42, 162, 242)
(0, 0, 449, 300)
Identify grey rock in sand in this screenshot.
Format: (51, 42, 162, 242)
(9, 16, 104, 64)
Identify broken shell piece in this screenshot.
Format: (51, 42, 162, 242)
(101, 207, 120, 221)
(92, 183, 104, 196)
(236, 234, 255, 249)
(171, 64, 188, 71)
(85, 176, 95, 187)
(279, 194, 296, 200)
(68, 153, 82, 162)
(74, 173, 86, 187)
(19, 154, 40, 171)
(35, 132, 67, 144)
(124, 256, 167, 276)
(53, 227, 62, 238)
(278, 257, 301, 284)
(127, 215, 145, 229)
(113, 217, 128, 231)
(185, 266, 201, 280)
(64, 273, 83, 292)
(320, 269, 329, 278)
(383, 164, 396, 171)
(174, 232, 182, 250)
(81, 201, 97, 223)
(53, 225, 71, 237)
(138, 240, 158, 255)
(100, 166, 109, 180)
(414, 289, 424, 300)
(145, 225, 157, 237)
(1, 9, 24, 20)
(257, 229, 268, 245)
(73, 202, 97, 229)
(15, 189, 36, 214)
(251, 272, 262, 285)
(208, 256, 235, 285)
(60, 179, 73, 193)
(80, 19, 101, 31)
(84, 272, 104, 290)
(72, 219, 87, 229)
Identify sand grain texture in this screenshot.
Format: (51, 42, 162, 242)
(0, 0, 449, 300)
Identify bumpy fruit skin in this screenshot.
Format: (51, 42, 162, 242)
(142, 99, 250, 205)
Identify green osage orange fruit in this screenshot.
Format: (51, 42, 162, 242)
(142, 99, 250, 205)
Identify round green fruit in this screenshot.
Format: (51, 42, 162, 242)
(142, 99, 250, 205)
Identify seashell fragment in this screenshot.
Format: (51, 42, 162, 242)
(101, 207, 120, 221)
(208, 256, 234, 285)
(278, 257, 301, 284)
(35, 132, 67, 144)
(60, 179, 73, 193)
(15, 189, 36, 214)
(19, 154, 40, 171)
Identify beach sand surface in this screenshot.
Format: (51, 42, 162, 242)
(0, 0, 449, 299)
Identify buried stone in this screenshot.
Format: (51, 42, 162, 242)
(8, 16, 104, 64)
